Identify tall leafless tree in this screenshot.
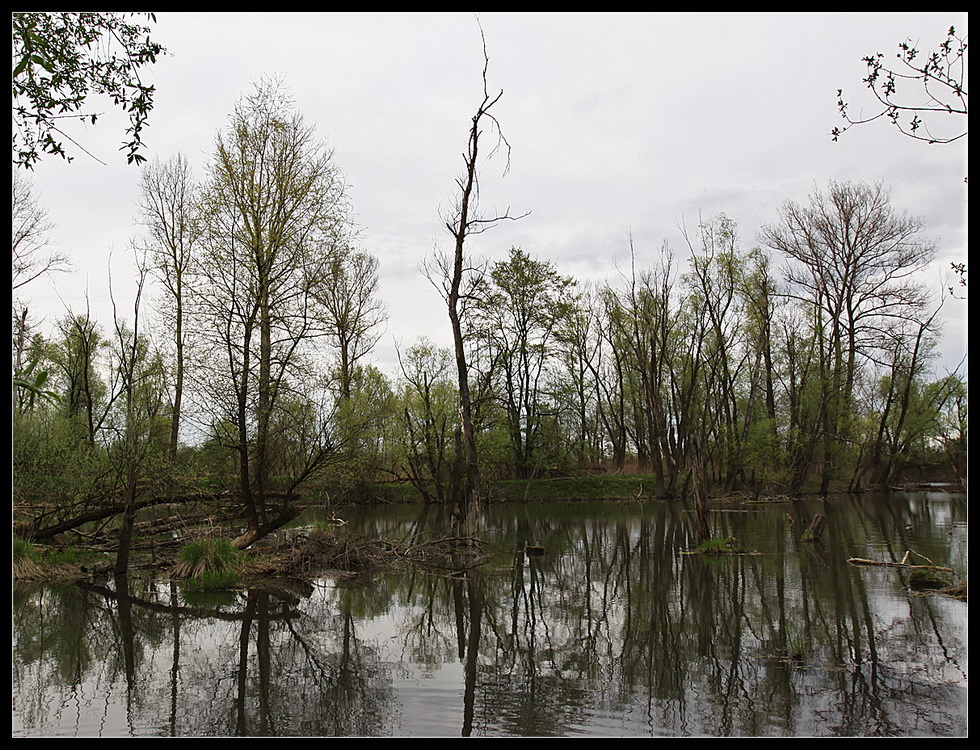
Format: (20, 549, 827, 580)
(432, 22, 527, 526)
(135, 153, 199, 459)
(762, 180, 936, 492)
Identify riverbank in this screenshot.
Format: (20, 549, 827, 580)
(369, 474, 669, 504)
(13, 471, 964, 587)
(333, 472, 966, 506)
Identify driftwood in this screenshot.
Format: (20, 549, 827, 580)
(844, 549, 966, 600)
(847, 549, 953, 573)
(848, 558, 953, 572)
(232, 506, 304, 550)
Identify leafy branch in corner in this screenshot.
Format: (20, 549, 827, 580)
(12, 12, 166, 168)
(832, 25, 967, 145)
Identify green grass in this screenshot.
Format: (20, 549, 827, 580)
(782, 625, 813, 662)
(13, 538, 101, 581)
(179, 537, 239, 566)
(493, 474, 662, 502)
(695, 536, 742, 555)
(13, 538, 35, 561)
(182, 567, 240, 591)
(338, 474, 666, 505)
(14, 538, 85, 565)
(174, 537, 243, 589)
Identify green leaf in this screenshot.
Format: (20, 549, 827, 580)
(13, 56, 29, 78)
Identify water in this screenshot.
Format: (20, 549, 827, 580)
(12, 491, 968, 737)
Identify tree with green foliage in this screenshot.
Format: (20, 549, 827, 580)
(681, 215, 751, 491)
(325, 363, 397, 496)
(591, 285, 635, 472)
(470, 247, 576, 479)
(13, 306, 60, 411)
(396, 339, 459, 502)
(12, 11, 165, 168)
(552, 286, 606, 468)
(312, 244, 387, 401)
(619, 242, 683, 494)
(192, 77, 353, 548)
(933, 372, 967, 486)
(858, 294, 963, 490)
(52, 308, 112, 446)
(13, 274, 172, 548)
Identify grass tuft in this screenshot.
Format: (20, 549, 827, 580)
(172, 537, 243, 589)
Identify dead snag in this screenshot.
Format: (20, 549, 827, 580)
(800, 513, 827, 542)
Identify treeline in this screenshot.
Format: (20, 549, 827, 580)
(13, 81, 967, 553)
(430, 202, 964, 499)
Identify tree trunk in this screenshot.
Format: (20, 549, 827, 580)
(170, 290, 184, 460)
(230, 504, 303, 550)
(440, 23, 523, 529)
(114, 468, 139, 574)
(690, 439, 711, 544)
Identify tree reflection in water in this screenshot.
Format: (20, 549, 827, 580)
(12, 492, 968, 737)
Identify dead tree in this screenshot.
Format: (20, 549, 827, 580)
(433, 20, 527, 531)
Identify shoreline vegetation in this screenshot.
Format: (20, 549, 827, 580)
(14, 473, 965, 591)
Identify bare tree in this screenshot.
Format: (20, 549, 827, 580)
(12, 173, 72, 407)
(12, 172, 71, 293)
(108, 258, 167, 572)
(761, 180, 936, 492)
(433, 22, 527, 526)
(135, 153, 199, 459)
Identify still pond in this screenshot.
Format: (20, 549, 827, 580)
(12, 490, 968, 737)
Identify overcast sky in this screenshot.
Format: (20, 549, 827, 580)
(17, 11, 968, 379)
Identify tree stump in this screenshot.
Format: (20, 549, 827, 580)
(801, 513, 827, 542)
